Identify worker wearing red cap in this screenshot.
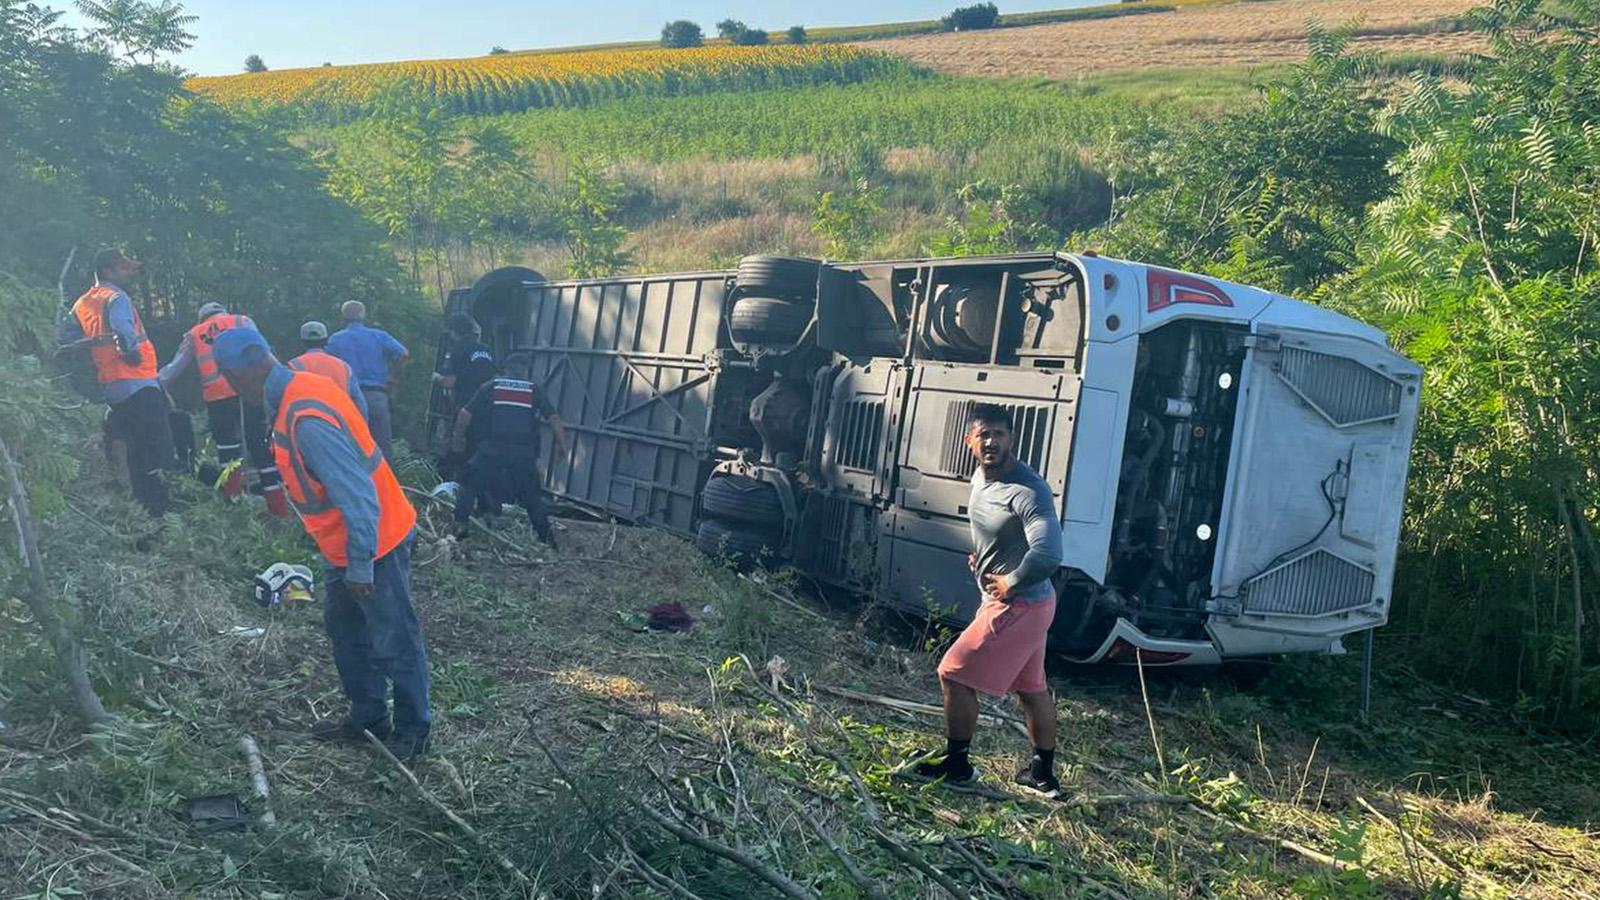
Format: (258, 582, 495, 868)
(59, 248, 176, 516)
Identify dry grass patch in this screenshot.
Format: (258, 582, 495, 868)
(862, 0, 1486, 79)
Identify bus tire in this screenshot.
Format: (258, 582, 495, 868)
(701, 475, 785, 526)
(729, 297, 813, 345)
(735, 255, 821, 301)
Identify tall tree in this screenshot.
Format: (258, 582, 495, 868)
(76, 0, 194, 64)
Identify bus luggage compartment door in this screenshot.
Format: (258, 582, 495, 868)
(882, 363, 1080, 623)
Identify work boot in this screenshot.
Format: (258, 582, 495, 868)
(263, 485, 290, 518)
(383, 732, 430, 764)
(536, 527, 559, 551)
(309, 716, 390, 747)
(910, 751, 977, 785)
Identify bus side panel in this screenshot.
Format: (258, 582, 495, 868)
(516, 274, 732, 535)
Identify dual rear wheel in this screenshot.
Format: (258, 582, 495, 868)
(695, 474, 785, 567)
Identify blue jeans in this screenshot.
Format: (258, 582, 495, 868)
(322, 539, 431, 737)
(362, 388, 393, 458)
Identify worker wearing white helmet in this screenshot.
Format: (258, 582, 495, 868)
(288, 320, 368, 415)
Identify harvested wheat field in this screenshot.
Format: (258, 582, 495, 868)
(862, 0, 1486, 79)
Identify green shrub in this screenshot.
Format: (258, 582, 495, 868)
(943, 2, 999, 31)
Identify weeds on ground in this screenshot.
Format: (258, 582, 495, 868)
(5, 483, 1600, 897)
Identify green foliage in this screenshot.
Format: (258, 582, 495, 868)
(76, 0, 195, 64)
(928, 180, 1052, 257)
(324, 111, 550, 292)
(715, 18, 769, 45)
(1093, 23, 1396, 294)
(786, 25, 807, 44)
(243, 52, 265, 72)
(943, 2, 1000, 31)
(0, 2, 428, 375)
(812, 179, 883, 259)
(1290, 819, 1375, 897)
(556, 158, 632, 279)
(660, 19, 704, 48)
(1094, 4, 1600, 723)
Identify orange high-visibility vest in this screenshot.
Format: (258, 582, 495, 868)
(189, 313, 248, 402)
(71, 285, 157, 385)
(288, 349, 355, 394)
(272, 370, 415, 567)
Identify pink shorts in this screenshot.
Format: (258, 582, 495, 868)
(937, 596, 1056, 696)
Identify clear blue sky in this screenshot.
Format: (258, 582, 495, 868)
(59, 0, 1098, 76)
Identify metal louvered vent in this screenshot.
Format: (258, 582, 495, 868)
(1277, 347, 1402, 428)
(1243, 549, 1376, 618)
(834, 401, 884, 471)
(797, 494, 851, 580)
(938, 400, 1050, 478)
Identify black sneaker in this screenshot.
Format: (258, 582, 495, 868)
(1013, 766, 1062, 800)
(909, 752, 977, 785)
(310, 717, 391, 746)
(383, 732, 429, 764)
(536, 528, 559, 551)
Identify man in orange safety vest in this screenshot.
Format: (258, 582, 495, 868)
(59, 248, 177, 516)
(213, 326, 430, 762)
(159, 302, 286, 515)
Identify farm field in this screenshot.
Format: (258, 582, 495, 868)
(187, 44, 904, 120)
(862, 0, 1484, 78)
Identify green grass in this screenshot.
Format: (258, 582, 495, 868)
(321, 72, 1241, 166)
(4, 454, 1600, 898)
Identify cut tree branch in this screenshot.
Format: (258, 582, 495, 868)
(0, 431, 109, 725)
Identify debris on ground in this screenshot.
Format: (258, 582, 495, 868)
(645, 601, 694, 632)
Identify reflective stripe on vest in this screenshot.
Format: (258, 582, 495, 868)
(72, 285, 157, 385)
(288, 350, 354, 392)
(190, 313, 245, 402)
(271, 371, 416, 566)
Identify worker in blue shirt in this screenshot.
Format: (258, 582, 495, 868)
(212, 327, 431, 761)
(58, 248, 177, 516)
(326, 300, 408, 458)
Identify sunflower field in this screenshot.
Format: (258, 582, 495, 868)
(187, 44, 912, 120)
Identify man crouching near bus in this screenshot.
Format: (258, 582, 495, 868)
(913, 403, 1064, 798)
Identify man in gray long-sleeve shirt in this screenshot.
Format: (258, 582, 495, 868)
(214, 327, 431, 762)
(913, 403, 1064, 798)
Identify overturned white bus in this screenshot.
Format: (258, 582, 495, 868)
(430, 252, 1421, 665)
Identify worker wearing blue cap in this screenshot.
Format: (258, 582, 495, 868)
(213, 327, 431, 762)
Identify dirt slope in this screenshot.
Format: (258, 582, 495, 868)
(862, 0, 1486, 78)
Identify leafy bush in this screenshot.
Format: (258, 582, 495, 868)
(943, 2, 999, 31)
(812, 179, 883, 258)
(660, 19, 703, 48)
(1091, 9, 1600, 724)
(718, 19, 769, 45)
(243, 52, 265, 72)
(787, 25, 806, 44)
(929, 181, 1051, 257)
